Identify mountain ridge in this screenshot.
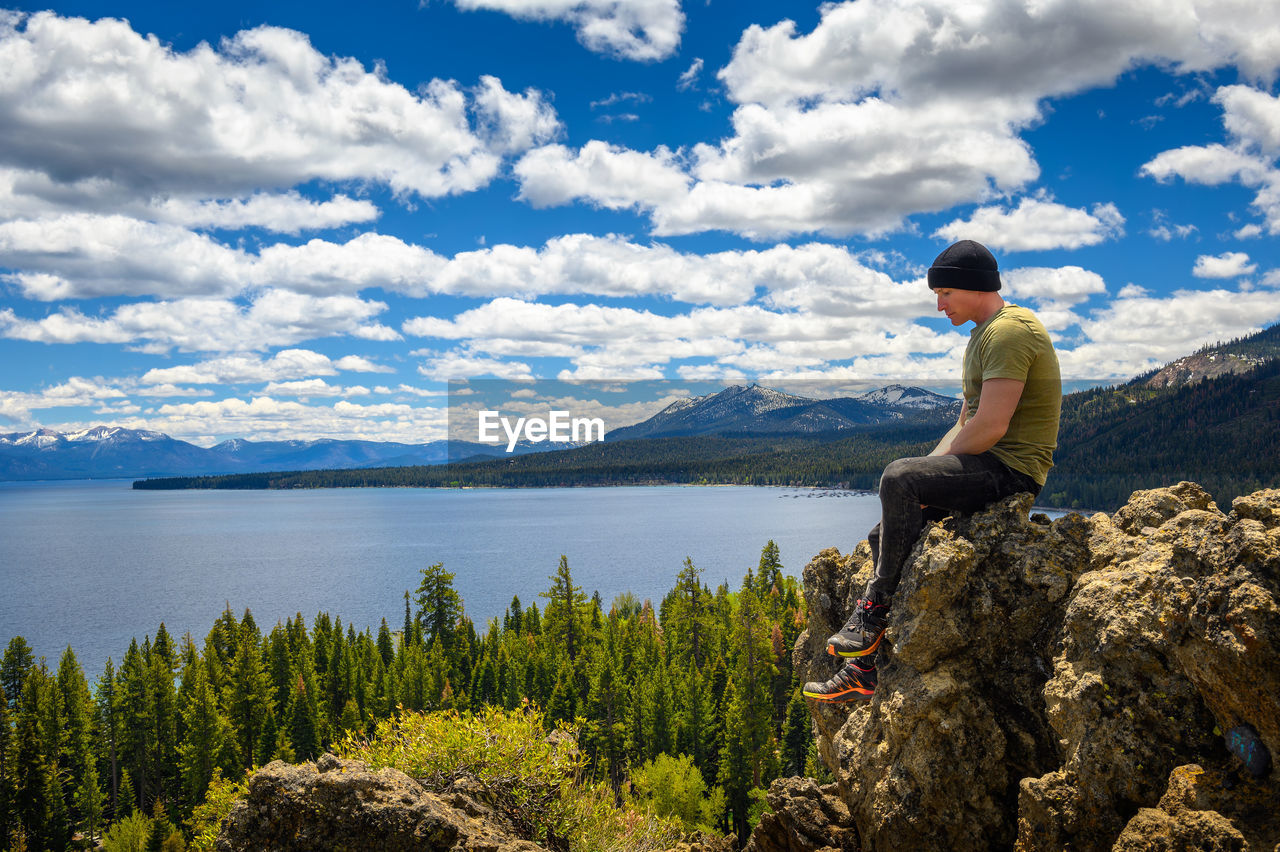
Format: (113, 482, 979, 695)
(607, 382, 958, 441)
(1, 382, 959, 481)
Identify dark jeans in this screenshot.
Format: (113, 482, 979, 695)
(863, 452, 1040, 605)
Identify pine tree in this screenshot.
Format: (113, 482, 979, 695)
(13, 668, 59, 850)
(206, 606, 240, 668)
(470, 656, 498, 709)
(56, 646, 94, 832)
(75, 760, 104, 846)
(118, 770, 136, 817)
(265, 625, 294, 715)
(541, 555, 586, 661)
(523, 602, 542, 636)
(118, 639, 153, 809)
(666, 558, 711, 668)
(227, 627, 273, 771)
(780, 689, 810, 777)
(546, 663, 578, 725)
(376, 619, 394, 666)
(288, 676, 320, 762)
(338, 698, 362, 737)
(644, 663, 674, 762)
(674, 658, 714, 771)
(414, 562, 463, 653)
(732, 573, 777, 788)
(0, 680, 10, 848)
(403, 591, 416, 647)
(757, 541, 784, 612)
(498, 645, 521, 711)
(504, 595, 523, 634)
(178, 658, 234, 806)
(585, 651, 625, 790)
(152, 624, 177, 671)
(257, 706, 282, 767)
(0, 639, 33, 713)
(146, 636, 181, 807)
(715, 679, 752, 843)
(240, 610, 261, 645)
(96, 658, 124, 820)
(145, 798, 174, 852)
(398, 644, 428, 712)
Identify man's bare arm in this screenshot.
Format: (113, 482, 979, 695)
(945, 378, 1024, 456)
(928, 401, 967, 456)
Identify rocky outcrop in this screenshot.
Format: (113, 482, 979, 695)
(1111, 763, 1279, 851)
(787, 483, 1280, 852)
(216, 753, 545, 852)
(743, 777, 859, 852)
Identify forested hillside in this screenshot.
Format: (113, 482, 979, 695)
(1045, 355, 1280, 509)
(135, 422, 942, 492)
(0, 545, 814, 850)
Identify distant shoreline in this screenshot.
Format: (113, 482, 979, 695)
(3, 476, 1083, 516)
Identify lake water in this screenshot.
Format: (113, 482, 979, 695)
(1, 480, 889, 674)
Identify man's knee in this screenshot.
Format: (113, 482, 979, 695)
(879, 456, 926, 493)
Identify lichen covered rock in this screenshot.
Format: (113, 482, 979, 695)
(786, 483, 1280, 852)
(1111, 763, 1280, 852)
(743, 776, 859, 852)
(216, 753, 543, 852)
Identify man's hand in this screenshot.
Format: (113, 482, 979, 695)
(945, 378, 1024, 456)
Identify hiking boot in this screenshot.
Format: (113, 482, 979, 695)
(802, 660, 877, 702)
(827, 599, 889, 658)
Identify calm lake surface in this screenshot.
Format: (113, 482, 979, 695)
(2, 480, 889, 673)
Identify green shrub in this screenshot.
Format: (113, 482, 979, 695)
(186, 769, 248, 852)
(629, 753, 716, 832)
(337, 705, 685, 852)
(100, 811, 152, 852)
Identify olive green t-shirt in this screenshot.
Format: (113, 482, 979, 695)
(962, 304, 1062, 486)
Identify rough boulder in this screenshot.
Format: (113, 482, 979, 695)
(216, 753, 544, 852)
(780, 483, 1279, 852)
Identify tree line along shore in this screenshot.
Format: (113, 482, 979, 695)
(1, 543, 814, 851)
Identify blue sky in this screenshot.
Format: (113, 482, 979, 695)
(1, 0, 1279, 445)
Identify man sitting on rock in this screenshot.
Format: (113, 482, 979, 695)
(803, 239, 1062, 702)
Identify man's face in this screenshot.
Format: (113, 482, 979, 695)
(932, 287, 985, 326)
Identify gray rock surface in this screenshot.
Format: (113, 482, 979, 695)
(743, 777, 860, 852)
(216, 753, 544, 852)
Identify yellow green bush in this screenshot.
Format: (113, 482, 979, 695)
(337, 705, 686, 852)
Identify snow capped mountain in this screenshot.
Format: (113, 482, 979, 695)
(0, 426, 449, 481)
(608, 383, 960, 441)
(683, 385, 812, 423)
(64, 425, 169, 443)
(2, 428, 62, 448)
(854, 384, 958, 410)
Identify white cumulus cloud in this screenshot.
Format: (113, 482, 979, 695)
(1193, 251, 1257, 278)
(1003, 266, 1108, 306)
(935, 198, 1125, 252)
(513, 0, 1280, 239)
(515, 142, 690, 211)
(445, 0, 684, 61)
(0, 12, 558, 224)
(0, 290, 390, 352)
(1143, 85, 1280, 234)
(140, 349, 371, 385)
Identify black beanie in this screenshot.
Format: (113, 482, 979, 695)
(927, 240, 1001, 291)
